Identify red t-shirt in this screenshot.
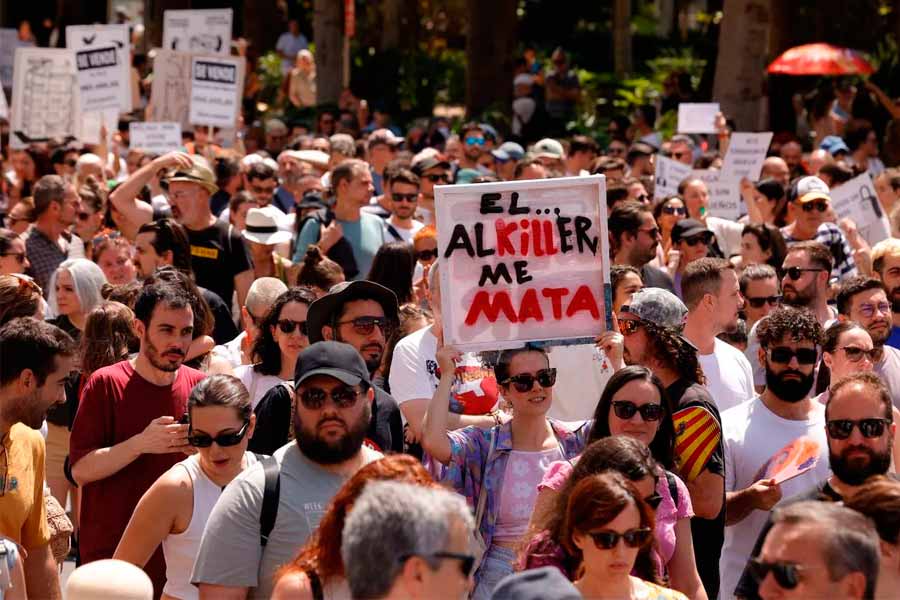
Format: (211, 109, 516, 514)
(70, 360, 205, 596)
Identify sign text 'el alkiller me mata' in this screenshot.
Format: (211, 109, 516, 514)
(436, 176, 611, 352)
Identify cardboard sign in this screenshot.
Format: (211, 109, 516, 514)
(163, 9, 233, 54)
(0, 86, 7, 120)
(721, 132, 774, 181)
(66, 24, 131, 112)
(708, 177, 744, 221)
(654, 155, 693, 201)
(129, 121, 182, 154)
(10, 48, 79, 148)
(0, 29, 16, 89)
(436, 176, 610, 352)
(189, 56, 242, 128)
(758, 437, 821, 485)
(677, 102, 720, 134)
(78, 107, 118, 145)
(830, 172, 891, 246)
(74, 46, 122, 113)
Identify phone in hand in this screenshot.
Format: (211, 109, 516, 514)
(178, 412, 190, 425)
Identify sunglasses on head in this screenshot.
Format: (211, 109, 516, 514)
(784, 266, 823, 281)
(612, 400, 663, 421)
(801, 200, 829, 212)
(336, 316, 390, 336)
(588, 527, 652, 550)
(768, 346, 818, 365)
(277, 319, 308, 335)
(426, 173, 450, 183)
(502, 368, 557, 393)
(662, 205, 686, 216)
(298, 385, 361, 410)
(839, 346, 882, 363)
(188, 420, 251, 447)
(416, 249, 438, 261)
(465, 136, 485, 146)
(401, 552, 476, 578)
(392, 193, 418, 203)
(827, 418, 891, 440)
(748, 559, 806, 590)
(746, 295, 782, 309)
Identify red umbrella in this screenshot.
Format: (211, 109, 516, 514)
(767, 43, 875, 76)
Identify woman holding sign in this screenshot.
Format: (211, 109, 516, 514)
(422, 344, 589, 600)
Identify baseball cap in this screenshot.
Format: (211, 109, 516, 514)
(531, 138, 565, 160)
(491, 567, 581, 600)
(306, 280, 399, 343)
(368, 128, 404, 150)
(241, 206, 293, 246)
(819, 135, 850, 156)
(620, 287, 688, 331)
(794, 176, 831, 204)
(298, 192, 327, 211)
(162, 155, 218, 194)
(412, 155, 451, 175)
(455, 168, 482, 184)
(671, 218, 713, 243)
(282, 149, 331, 170)
(265, 118, 288, 135)
(294, 341, 372, 388)
(627, 142, 656, 158)
(491, 141, 525, 163)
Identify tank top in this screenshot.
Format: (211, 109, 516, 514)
(162, 452, 259, 600)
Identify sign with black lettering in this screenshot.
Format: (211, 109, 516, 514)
(67, 24, 131, 112)
(436, 176, 611, 351)
(163, 9, 232, 55)
(74, 46, 121, 113)
(129, 122, 182, 155)
(189, 56, 241, 128)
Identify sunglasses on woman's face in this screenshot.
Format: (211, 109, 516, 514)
(416, 249, 438, 261)
(618, 318, 643, 336)
(277, 319, 308, 336)
(612, 400, 663, 422)
(662, 205, 686, 216)
(188, 421, 251, 447)
(588, 527, 652, 550)
(644, 492, 663, 510)
(503, 368, 557, 393)
(426, 173, 450, 183)
(745, 295, 782, 309)
(748, 559, 807, 590)
(838, 346, 882, 363)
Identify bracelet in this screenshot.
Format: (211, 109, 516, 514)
(490, 410, 502, 427)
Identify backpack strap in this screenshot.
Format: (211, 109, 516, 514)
(665, 470, 679, 509)
(384, 222, 403, 241)
(259, 456, 281, 547)
(305, 568, 325, 600)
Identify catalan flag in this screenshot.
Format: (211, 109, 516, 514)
(673, 405, 721, 482)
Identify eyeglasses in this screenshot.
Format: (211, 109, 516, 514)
(77, 211, 92, 221)
(416, 249, 438, 262)
(426, 174, 450, 183)
(401, 552, 476, 578)
(188, 420, 251, 447)
(746, 295, 782, 309)
(0, 252, 26, 264)
(588, 527, 652, 550)
(826, 418, 891, 440)
(298, 385, 361, 409)
(662, 205, 686, 216)
(465, 136, 485, 146)
(635, 193, 649, 203)
(644, 492, 663, 510)
(800, 201, 829, 213)
(501, 368, 557, 393)
(618, 318, 643, 336)
(612, 400, 663, 421)
(768, 346, 818, 365)
(838, 346, 882, 363)
(336, 316, 390, 336)
(637, 227, 660, 238)
(277, 319, 308, 336)
(681, 235, 709, 247)
(784, 266, 824, 281)
(858, 301, 891, 319)
(250, 184, 277, 195)
(392, 193, 418, 203)
(671, 151, 689, 160)
(748, 559, 808, 590)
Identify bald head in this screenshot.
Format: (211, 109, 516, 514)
(761, 156, 790, 187)
(808, 149, 833, 175)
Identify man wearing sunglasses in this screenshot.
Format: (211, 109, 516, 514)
(382, 168, 424, 243)
(458, 122, 487, 171)
(720, 306, 831, 600)
(836, 276, 900, 408)
(193, 342, 382, 600)
(411, 155, 452, 226)
(734, 372, 894, 599)
(609, 201, 675, 294)
(739, 265, 781, 330)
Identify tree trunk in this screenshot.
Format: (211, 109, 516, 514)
(712, 0, 772, 131)
(465, 0, 517, 118)
(242, 0, 281, 60)
(613, 0, 633, 78)
(314, 0, 343, 105)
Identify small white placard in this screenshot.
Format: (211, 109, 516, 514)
(677, 102, 720, 134)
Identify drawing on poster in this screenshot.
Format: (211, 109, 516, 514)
(163, 9, 232, 55)
(150, 50, 192, 128)
(11, 49, 79, 147)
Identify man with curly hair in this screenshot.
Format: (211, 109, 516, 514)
(719, 305, 831, 599)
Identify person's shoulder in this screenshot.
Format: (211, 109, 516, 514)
(637, 578, 689, 600)
(721, 396, 758, 434)
(85, 360, 132, 384)
(10, 422, 43, 447)
(394, 324, 432, 351)
(179, 365, 207, 385)
(199, 286, 228, 309)
(373, 386, 399, 410)
(714, 338, 751, 362)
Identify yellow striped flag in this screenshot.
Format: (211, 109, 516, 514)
(673, 405, 721, 482)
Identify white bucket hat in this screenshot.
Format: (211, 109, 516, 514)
(241, 206, 293, 246)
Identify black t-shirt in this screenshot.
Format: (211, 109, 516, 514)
(209, 190, 231, 217)
(666, 379, 726, 600)
(187, 221, 251, 311)
(199, 286, 238, 345)
(641, 264, 675, 294)
(248, 383, 404, 455)
(46, 315, 81, 427)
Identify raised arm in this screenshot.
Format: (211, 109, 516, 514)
(421, 345, 462, 464)
(109, 152, 195, 229)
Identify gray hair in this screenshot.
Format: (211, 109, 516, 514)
(48, 258, 107, 317)
(670, 134, 696, 150)
(771, 501, 879, 599)
(244, 277, 288, 316)
(329, 133, 356, 158)
(341, 481, 473, 599)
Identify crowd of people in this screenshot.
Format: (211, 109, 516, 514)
(4, 19, 900, 600)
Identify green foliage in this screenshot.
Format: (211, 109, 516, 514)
(256, 51, 285, 107)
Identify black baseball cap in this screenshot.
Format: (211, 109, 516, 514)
(306, 281, 399, 343)
(294, 341, 372, 388)
(671, 218, 712, 243)
(412, 156, 451, 175)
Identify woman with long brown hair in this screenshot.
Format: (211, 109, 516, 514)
(271, 454, 434, 600)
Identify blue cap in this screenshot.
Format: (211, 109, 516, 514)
(491, 142, 526, 162)
(819, 135, 849, 156)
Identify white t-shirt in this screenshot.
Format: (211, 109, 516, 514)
(698, 338, 755, 412)
(546, 345, 612, 421)
(383, 219, 424, 243)
(876, 345, 900, 409)
(388, 326, 498, 415)
(234, 364, 289, 410)
(720, 397, 831, 599)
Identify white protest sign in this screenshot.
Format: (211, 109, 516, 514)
(0, 87, 7, 120)
(163, 9, 233, 54)
(707, 177, 744, 221)
(74, 46, 122, 113)
(129, 122, 182, 154)
(721, 132, 774, 181)
(67, 24, 131, 112)
(690, 168, 720, 185)
(189, 55, 242, 128)
(78, 107, 119, 145)
(830, 173, 891, 246)
(0, 29, 16, 89)
(10, 48, 79, 148)
(677, 102, 720, 134)
(436, 176, 611, 352)
(654, 155, 693, 200)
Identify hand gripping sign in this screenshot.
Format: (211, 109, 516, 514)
(435, 176, 611, 352)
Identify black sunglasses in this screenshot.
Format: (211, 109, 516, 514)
(681, 235, 710, 247)
(768, 346, 818, 365)
(277, 319, 308, 336)
(612, 400, 663, 422)
(662, 205, 686, 215)
(336, 316, 390, 336)
(298, 386, 361, 410)
(746, 295, 782, 309)
(784, 266, 824, 281)
(392, 193, 418, 203)
(748, 559, 806, 590)
(502, 368, 557, 393)
(401, 552, 476, 577)
(77, 211, 92, 221)
(826, 418, 891, 440)
(801, 201, 829, 212)
(588, 527, 652, 550)
(188, 420, 251, 448)
(644, 492, 663, 510)
(426, 174, 450, 183)
(416, 249, 438, 261)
